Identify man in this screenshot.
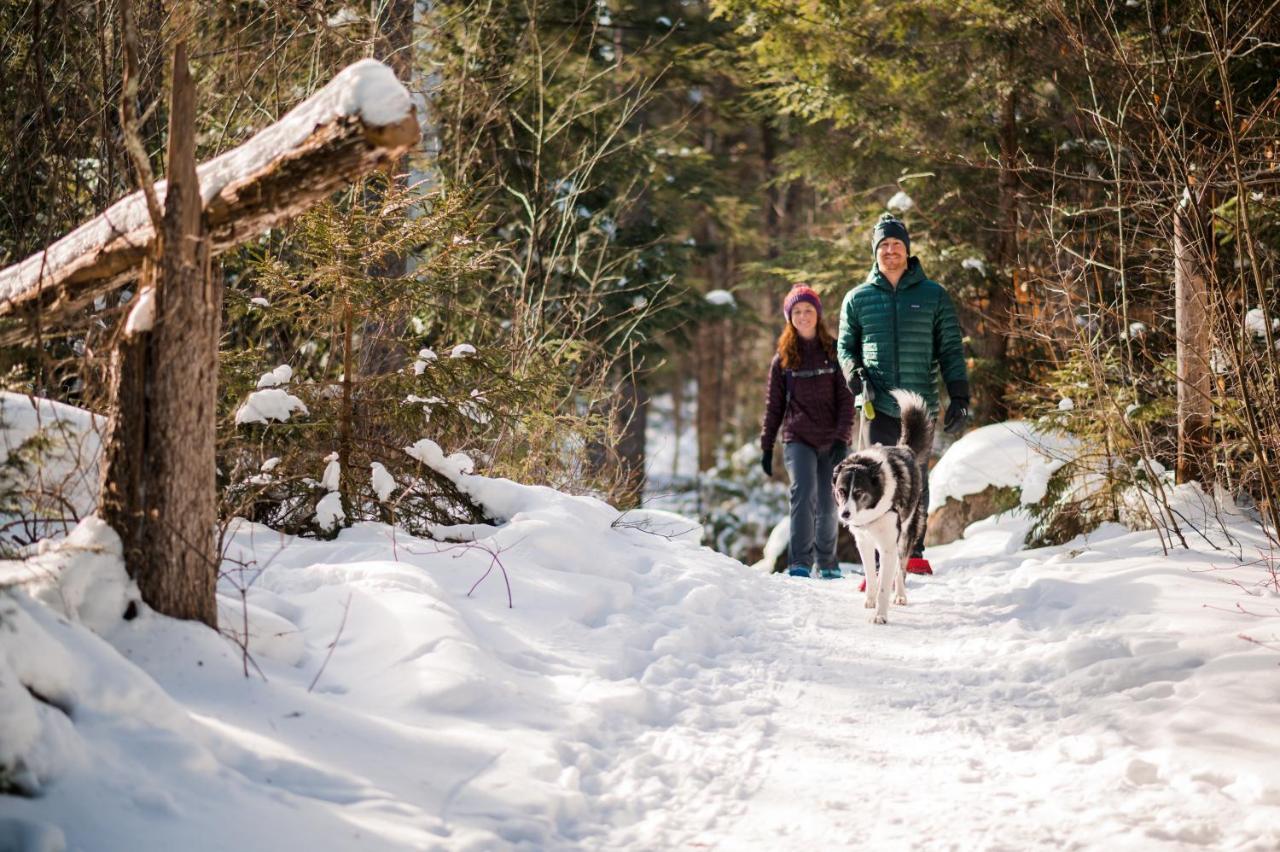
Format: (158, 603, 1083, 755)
(837, 212, 970, 574)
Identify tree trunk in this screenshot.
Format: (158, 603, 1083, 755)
(973, 76, 1018, 423)
(358, 0, 418, 377)
(670, 361, 684, 478)
(695, 319, 727, 472)
(615, 372, 649, 508)
(100, 39, 219, 626)
(1175, 193, 1213, 486)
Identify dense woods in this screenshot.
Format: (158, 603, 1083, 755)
(2, 0, 1277, 618)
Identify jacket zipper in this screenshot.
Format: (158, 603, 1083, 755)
(890, 285, 901, 388)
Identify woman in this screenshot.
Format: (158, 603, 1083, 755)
(760, 285, 855, 579)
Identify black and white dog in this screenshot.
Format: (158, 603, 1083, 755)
(832, 389, 932, 624)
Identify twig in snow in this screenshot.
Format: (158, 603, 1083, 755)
(399, 535, 521, 609)
(610, 510, 700, 541)
(308, 592, 353, 693)
(466, 549, 513, 608)
(1238, 634, 1280, 659)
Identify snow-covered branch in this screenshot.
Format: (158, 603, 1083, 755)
(0, 59, 418, 341)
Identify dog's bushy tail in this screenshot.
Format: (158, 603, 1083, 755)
(890, 389, 932, 460)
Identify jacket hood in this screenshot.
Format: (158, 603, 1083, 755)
(866, 256, 927, 290)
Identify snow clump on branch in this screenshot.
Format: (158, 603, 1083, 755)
(234, 389, 309, 425)
(887, 190, 914, 212)
(412, 348, 438, 375)
(405, 438, 474, 479)
(371, 462, 396, 502)
(314, 492, 345, 532)
(1245, 308, 1279, 339)
(255, 364, 293, 389)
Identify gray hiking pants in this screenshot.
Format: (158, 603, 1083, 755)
(865, 412, 929, 558)
(784, 441, 845, 571)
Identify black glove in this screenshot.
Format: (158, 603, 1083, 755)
(846, 372, 863, 396)
(831, 441, 848, 463)
(761, 451, 773, 478)
(944, 397, 970, 435)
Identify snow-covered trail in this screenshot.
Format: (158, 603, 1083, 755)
(577, 521, 1280, 851)
(6, 475, 1280, 851)
(717, 569, 1201, 850)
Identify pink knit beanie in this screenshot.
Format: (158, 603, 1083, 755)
(782, 285, 822, 322)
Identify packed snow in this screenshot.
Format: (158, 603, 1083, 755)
(3, 403, 1280, 850)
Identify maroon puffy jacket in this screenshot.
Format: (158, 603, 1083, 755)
(760, 337, 855, 455)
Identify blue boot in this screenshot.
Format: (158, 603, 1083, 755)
(787, 565, 811, 578)
(818, 567, 842, 580)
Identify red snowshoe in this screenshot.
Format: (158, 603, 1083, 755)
(906, 557, 933, 575)
(859, 557, 932, 591)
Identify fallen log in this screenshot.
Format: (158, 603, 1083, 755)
(0, 58, 419, 344)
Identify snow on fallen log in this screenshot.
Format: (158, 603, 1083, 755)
(0, 59, 418, 340)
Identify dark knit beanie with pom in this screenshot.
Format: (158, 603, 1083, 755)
(872, 213, 911, 255)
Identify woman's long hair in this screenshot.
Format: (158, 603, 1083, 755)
(777, 317, 837, 369)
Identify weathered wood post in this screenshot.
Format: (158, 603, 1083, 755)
(0, 59, 419, 626)
(99, 39, 220, 624)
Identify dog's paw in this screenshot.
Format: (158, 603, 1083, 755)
(864, 596, 876, 609)
(870, 613, 888, 625)
(894, 594, 907, 606)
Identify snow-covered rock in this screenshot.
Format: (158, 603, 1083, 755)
(929, 421, 1080, 513)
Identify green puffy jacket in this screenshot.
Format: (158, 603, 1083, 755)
(837, 257, 969, 418)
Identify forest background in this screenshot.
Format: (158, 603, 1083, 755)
(2, 0, 1278, 567)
